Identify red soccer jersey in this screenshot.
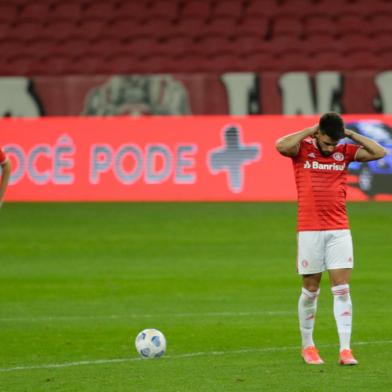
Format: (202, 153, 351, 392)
(292, 138, 360, 231)
(0, 148, 6, 165)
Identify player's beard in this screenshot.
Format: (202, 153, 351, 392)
(315, 138, 332, 157)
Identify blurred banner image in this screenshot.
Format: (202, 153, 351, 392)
(1, 72, 392, 117)
(2, 115, 392, 202)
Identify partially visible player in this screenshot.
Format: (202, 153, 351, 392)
(0, 147, 11, 208)
(276, 113, 386, 365)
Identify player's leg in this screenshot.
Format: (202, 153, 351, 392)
(326, 230, 358, 365)
(297, 231, 325, 364)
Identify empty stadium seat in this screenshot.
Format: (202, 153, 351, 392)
(106, 18, 143, 41)
(181, 1, 211, 20)
(233, 36, 271, 57)
(368, 15, 392, 35)
(303, 34, 337, 55)
(148, 0, 179, 21)
(273, 15, 304, 38)
(162, 36, 194, 57)
(45, 20, 80, 41)
(114, 2, 148, 23)
(304, 15, 335, 37)
(336, 14, 369, 36)
(243, 52, 279, 71)
(0, 2, 18, 23)
(268, 36, 304, 56)
(278, 53, 313, 71)
(200, 17, 238, 40)
(236, 16, 269, 39)
(212, 1, 244, 19)
(83, 3, 117, 22)
(345, 50, 381, 71)
(19, 3, 50, 23)
(78, 20, 108, 40)
(196, 36, 235, 57)
(311, 51, 347, 70)
(51, 2, 82, 23)
(243, 0, 279, 18)
(172, 18, 207, 39)
(336, 33, 374, 55)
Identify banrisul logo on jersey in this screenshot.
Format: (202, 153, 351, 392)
(304, 160, 346, 171)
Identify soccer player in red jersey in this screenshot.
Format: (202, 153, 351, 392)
(276, 113, 387, 365)
(0, 147, 11, 208)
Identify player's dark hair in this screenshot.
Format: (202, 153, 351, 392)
(319, 112, 345, 140)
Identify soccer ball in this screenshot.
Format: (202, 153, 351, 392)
(135, 329, 166, 359)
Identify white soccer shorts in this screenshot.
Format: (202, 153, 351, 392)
(297, 229, 354, 275)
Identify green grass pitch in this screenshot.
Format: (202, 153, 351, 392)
(0, 202, 391, 391)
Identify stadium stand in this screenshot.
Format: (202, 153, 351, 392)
(0, 0, 391, 74)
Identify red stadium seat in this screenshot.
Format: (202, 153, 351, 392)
(303, 34, 338, 55)
(14, 21, 48, 42)
(19, 3, 50, 23)
(69, 53, 105, 74)
(311, 2, 341, 18)
(61, 37, 91, 57)
(45, 20, 80, 41)
(278, 53, 313, 71)
(39, 51, 74, 75)
(242, 52, 279, 72)
(6, 53, 38, 75)
(199, 17, 238, 40)
(0, 39, 26, 60)
(371, 33, 392, 55)
(174, 55, 211, 72)
(273, 15, 304, 38)
(236, 16, 269, 39)
(51, 3, 82, 23)
(172, 18, 207, 39)
(127, 37, 164, 59)
(138, 19, 175, 41)
(0, 2, 18, 23)
(197, 36, 235, 57)
(233, 36, 271, 56)
(304, 15, 336, 37)
(243, 0, 279, 18)
(368, 15, 392, 35)
(148, 0, 179, 21)
(311, 51, 347, 71)
(77, 20, 108, 40)
(181, 1, 211, 20)
(268, 35, 305, 56)
(212, 1, 244, 19)
(336, 33, 374, 55)
(103, 52, 142, 74)
(114, 2, 148, 23)
(336, 14, 370, 36)
(88, 37, 125, 57)
(25, 38, 58, 58)
(162, 36, 194, 57)
(278, 0, 316, 18)
(345, 50, 381, 71)
(83, 3, 117, 22)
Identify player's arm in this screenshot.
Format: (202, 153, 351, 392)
(345, 129, 387, 162)
(0, 158, 11, 208)
(275, 125, 319, 157)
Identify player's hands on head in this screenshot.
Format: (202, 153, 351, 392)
(344, 129, 354, 138)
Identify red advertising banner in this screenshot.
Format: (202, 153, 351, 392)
(2, 116, 392, 201)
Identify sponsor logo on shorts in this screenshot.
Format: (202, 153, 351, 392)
(301, 260, 309, 268)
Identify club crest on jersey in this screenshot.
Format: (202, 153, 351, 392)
(333, 152, 344, 161)
(304, 160, 346, 171)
